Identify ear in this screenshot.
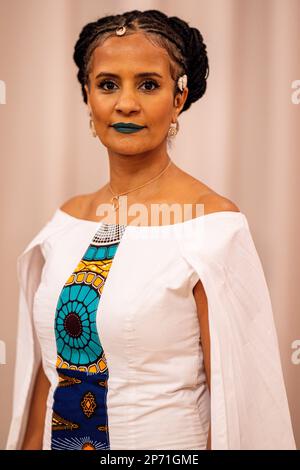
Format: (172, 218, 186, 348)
(84, 84, 91, 112)
(173, 87, 189, 119)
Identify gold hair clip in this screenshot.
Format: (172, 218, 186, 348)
(116, 25, 126, 36)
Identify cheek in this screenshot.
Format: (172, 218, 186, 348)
(152, 102, 172, 119)
(91, 100, 111, 122)
(144, 97, 174, 129)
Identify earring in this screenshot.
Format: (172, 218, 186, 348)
(167, 120, 179, 138)
(89, 115, 97, 138)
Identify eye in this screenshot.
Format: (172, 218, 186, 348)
(97, 80, 117, 91)
(97, 79, 160, 92)
(140, 80, 160, 91)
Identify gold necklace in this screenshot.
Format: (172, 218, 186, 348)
(108, 158, 172, 211)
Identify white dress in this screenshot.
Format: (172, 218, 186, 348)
(6, 208, 296, 450)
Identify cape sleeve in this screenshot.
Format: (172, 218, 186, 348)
(5, 209, 64, 450)
(178, 211, 296, 450)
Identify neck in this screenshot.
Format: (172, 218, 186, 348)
(107, 147, 172, 197)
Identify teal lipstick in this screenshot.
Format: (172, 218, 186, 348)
(111, 122, 145, 134)
(113, 127, 144, 134)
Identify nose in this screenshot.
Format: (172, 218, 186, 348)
(114, 88, 141, 114)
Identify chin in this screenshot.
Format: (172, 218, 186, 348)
(114, 146, 149, 155)
(108, 142, 153, 156)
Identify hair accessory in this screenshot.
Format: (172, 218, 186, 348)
(177, 74, 187, 92)
(116, 25, 126, 36)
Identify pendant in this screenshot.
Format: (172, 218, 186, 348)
(111, 195, 119, 211)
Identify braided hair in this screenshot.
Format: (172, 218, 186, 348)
(73, 9, 209, 115)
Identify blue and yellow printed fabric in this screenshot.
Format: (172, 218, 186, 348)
(51, 223, 126, 450)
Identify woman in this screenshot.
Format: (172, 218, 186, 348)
(6, 9, 296, 450)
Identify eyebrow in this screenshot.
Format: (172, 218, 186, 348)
(95, 71, 163, 80)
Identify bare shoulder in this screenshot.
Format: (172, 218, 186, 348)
(59, 193, 92, 218)
(172, 166, 240, 215)
(59, 186, 110, 220)
(200, 191, 240, 215)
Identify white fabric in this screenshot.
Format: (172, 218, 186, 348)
(6, 208, 296, 450)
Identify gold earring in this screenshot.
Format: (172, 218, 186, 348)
(89, 116, 97, 138)
(168, 120, 179, 138)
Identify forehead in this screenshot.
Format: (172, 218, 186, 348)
(90, 33, 171, 75)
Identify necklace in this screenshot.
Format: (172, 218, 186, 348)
(108, 158, 172, 211)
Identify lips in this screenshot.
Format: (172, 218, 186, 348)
(111, 122, 145, 129)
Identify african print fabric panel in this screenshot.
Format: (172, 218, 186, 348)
(51, 223, 126, 450)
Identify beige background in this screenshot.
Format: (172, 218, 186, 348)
(0, 0, 299, 449)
